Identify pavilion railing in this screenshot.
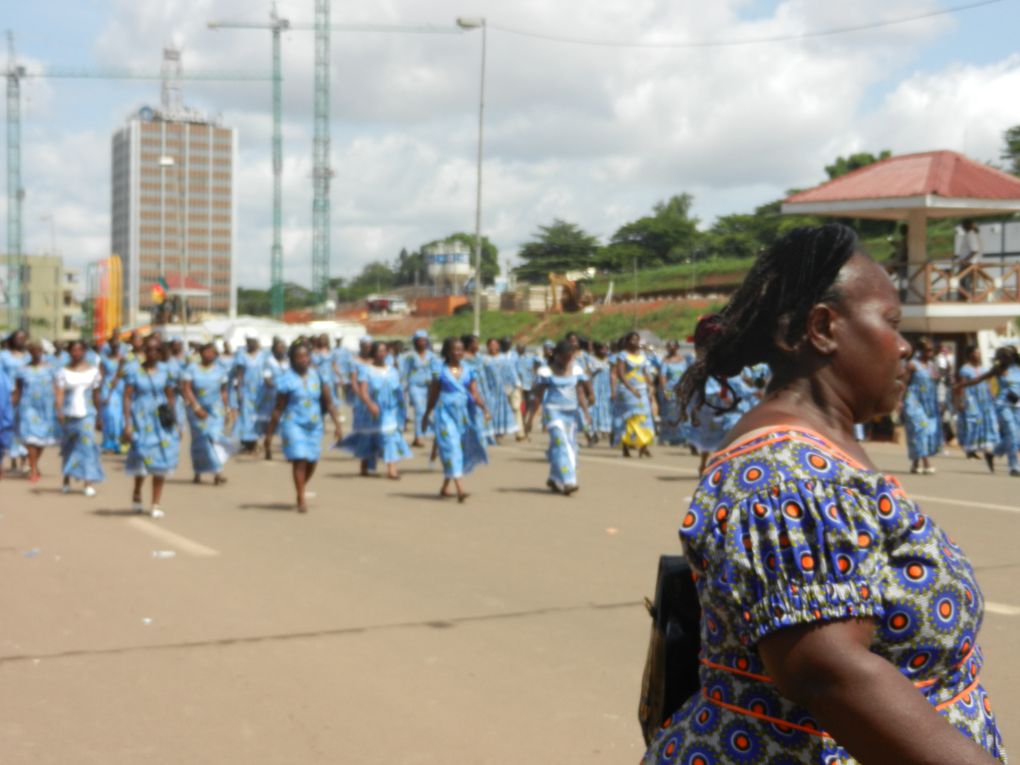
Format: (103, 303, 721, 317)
(886, 261, 1020, 304)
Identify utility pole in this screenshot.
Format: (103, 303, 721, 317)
(207, 6, 289, 317)
(311, 0, 333, 303)
(5, 31, 25, 330)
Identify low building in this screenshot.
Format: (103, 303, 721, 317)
(0, 253, 83, 340)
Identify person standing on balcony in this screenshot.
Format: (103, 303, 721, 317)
(954, 345, 999, 472)
(954, 219, 983, 299)
(901, 338, 942, 474)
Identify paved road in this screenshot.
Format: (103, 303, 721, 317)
(0, 433, 1017, 764)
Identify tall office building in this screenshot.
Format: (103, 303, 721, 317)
(111, 105, 238, 326)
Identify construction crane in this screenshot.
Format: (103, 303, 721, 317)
(2, 33, 268, 330)
(209, 5, 290, 317)
(208, 11, 461, 308)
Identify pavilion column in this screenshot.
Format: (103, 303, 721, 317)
(906, 210, 927, 265)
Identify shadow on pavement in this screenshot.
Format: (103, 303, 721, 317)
(495, 487, 558, 495)
(91, 508, 141, 517)
(239, 502, 296, 512)
(387, 492, 448, 502)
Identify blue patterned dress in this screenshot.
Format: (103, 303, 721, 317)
(483, 354, 518, 437)
(463, 355, 495, 445)
(124, 364, 180, 476)
(183, 362, 233, 475)
(15, 364, 58, 447)
(257, 355, 290, 436)
(957, 365, 999, 453)
(588, 356, 613, 436)
(99, 352, 127, 452)
(644, 428, 1005, 765)
(659, 358, 691, 446)
(56, 365, 104, 483)
(1, 349, 29, 458)
(0, 371, 13, 458)
(993, 365, 1020, 473)
(232, 350, 266, 444)
(689, 377, 742, 454)
(276, 368, 325, 462)
(902, 360, 943, 461)
(339, 364, 412, 469)
(402, 350, 439, 441)
(434, 364, 488, 479)
(536, 365, 586, 489)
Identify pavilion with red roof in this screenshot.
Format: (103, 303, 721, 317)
(782, 150, 1020, 334)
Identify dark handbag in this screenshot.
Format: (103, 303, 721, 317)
(1007, 390, 1020, 405)
(157, 403, 176, 429)
(638, 555, 702, 746)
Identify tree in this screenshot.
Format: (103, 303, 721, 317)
(824, 150, 892, 179)
(514, 220, 600, 282)
(393, 247, 426, 286)
(1002, 125, 1020, 176)
(604, 194, 701, 269)
(350, 261, 397, 293)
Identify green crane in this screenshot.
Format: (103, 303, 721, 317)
(208, 10, 461, 311)
(3, 32, 268, 331)
(209, 5, 290, 317)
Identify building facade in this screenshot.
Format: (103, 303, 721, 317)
(0, 254, 82, 340)
(111, 105, 238, 327)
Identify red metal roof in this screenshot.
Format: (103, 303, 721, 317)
(786, 151, 1020, 204)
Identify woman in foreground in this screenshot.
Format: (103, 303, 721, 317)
(644, 224, 1005, 764)
(181, 342, 232, 485)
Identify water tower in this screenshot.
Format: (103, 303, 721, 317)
(425, 241, 472, 295)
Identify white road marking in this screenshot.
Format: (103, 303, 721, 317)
(125, 518, 220, 558)
(911, 494, 1020, 516)
(985, 602, 1020, 616)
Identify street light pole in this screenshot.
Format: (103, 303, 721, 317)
(159, 155, 188, 348)
(457, 16, 486, 337)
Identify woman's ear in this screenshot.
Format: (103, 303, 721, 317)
(804, 303, 839, 356)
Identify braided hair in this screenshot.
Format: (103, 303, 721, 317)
(677, 223, 860, 417)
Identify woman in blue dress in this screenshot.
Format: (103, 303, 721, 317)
(482, 337, 518, 441)
(901, 338, 943, 475)
(182, 342, 233, 485)
(257, 337, 290, 439)
(98, 335, 128, 453)
(657, 340, 690, 446)
(525, 340, 591, 495)
(588, 342, 613, 439)
(122, 335, 180, 518)
(955, 344, 999, 472)
(687, 317, 744, 475)
(613, 331, 657, 458)
(231, 337, 265, 452)
(341, 341, 413, 478)
(461, 334, 495, 445)
(422, 337, 490, 502)
(345, 337, 377, 470)
(401, 330, 438, 447)
(955, 345, 1020, 477)
(1, 329, 30, 472)
(13, 340, 58, 482)
(55, 340, 104, 496)
(264, 342, 342, 513)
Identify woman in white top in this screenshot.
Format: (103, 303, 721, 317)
(55, 340, 105, 496)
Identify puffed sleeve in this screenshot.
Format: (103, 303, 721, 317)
(682, 477, 891, 644)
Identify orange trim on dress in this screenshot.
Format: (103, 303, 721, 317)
(701, 689, 832, 738)
(705, 426, 871, 473)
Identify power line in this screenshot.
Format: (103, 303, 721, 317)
(489, 0, 1006, 49)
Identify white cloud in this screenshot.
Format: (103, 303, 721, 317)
(6, 0, 1020, 295)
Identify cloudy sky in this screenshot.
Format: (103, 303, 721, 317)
(5, 0, 1020, 289)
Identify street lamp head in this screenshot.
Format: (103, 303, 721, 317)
(456, 17, 485, 30)
(158, 156, 176, 167)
